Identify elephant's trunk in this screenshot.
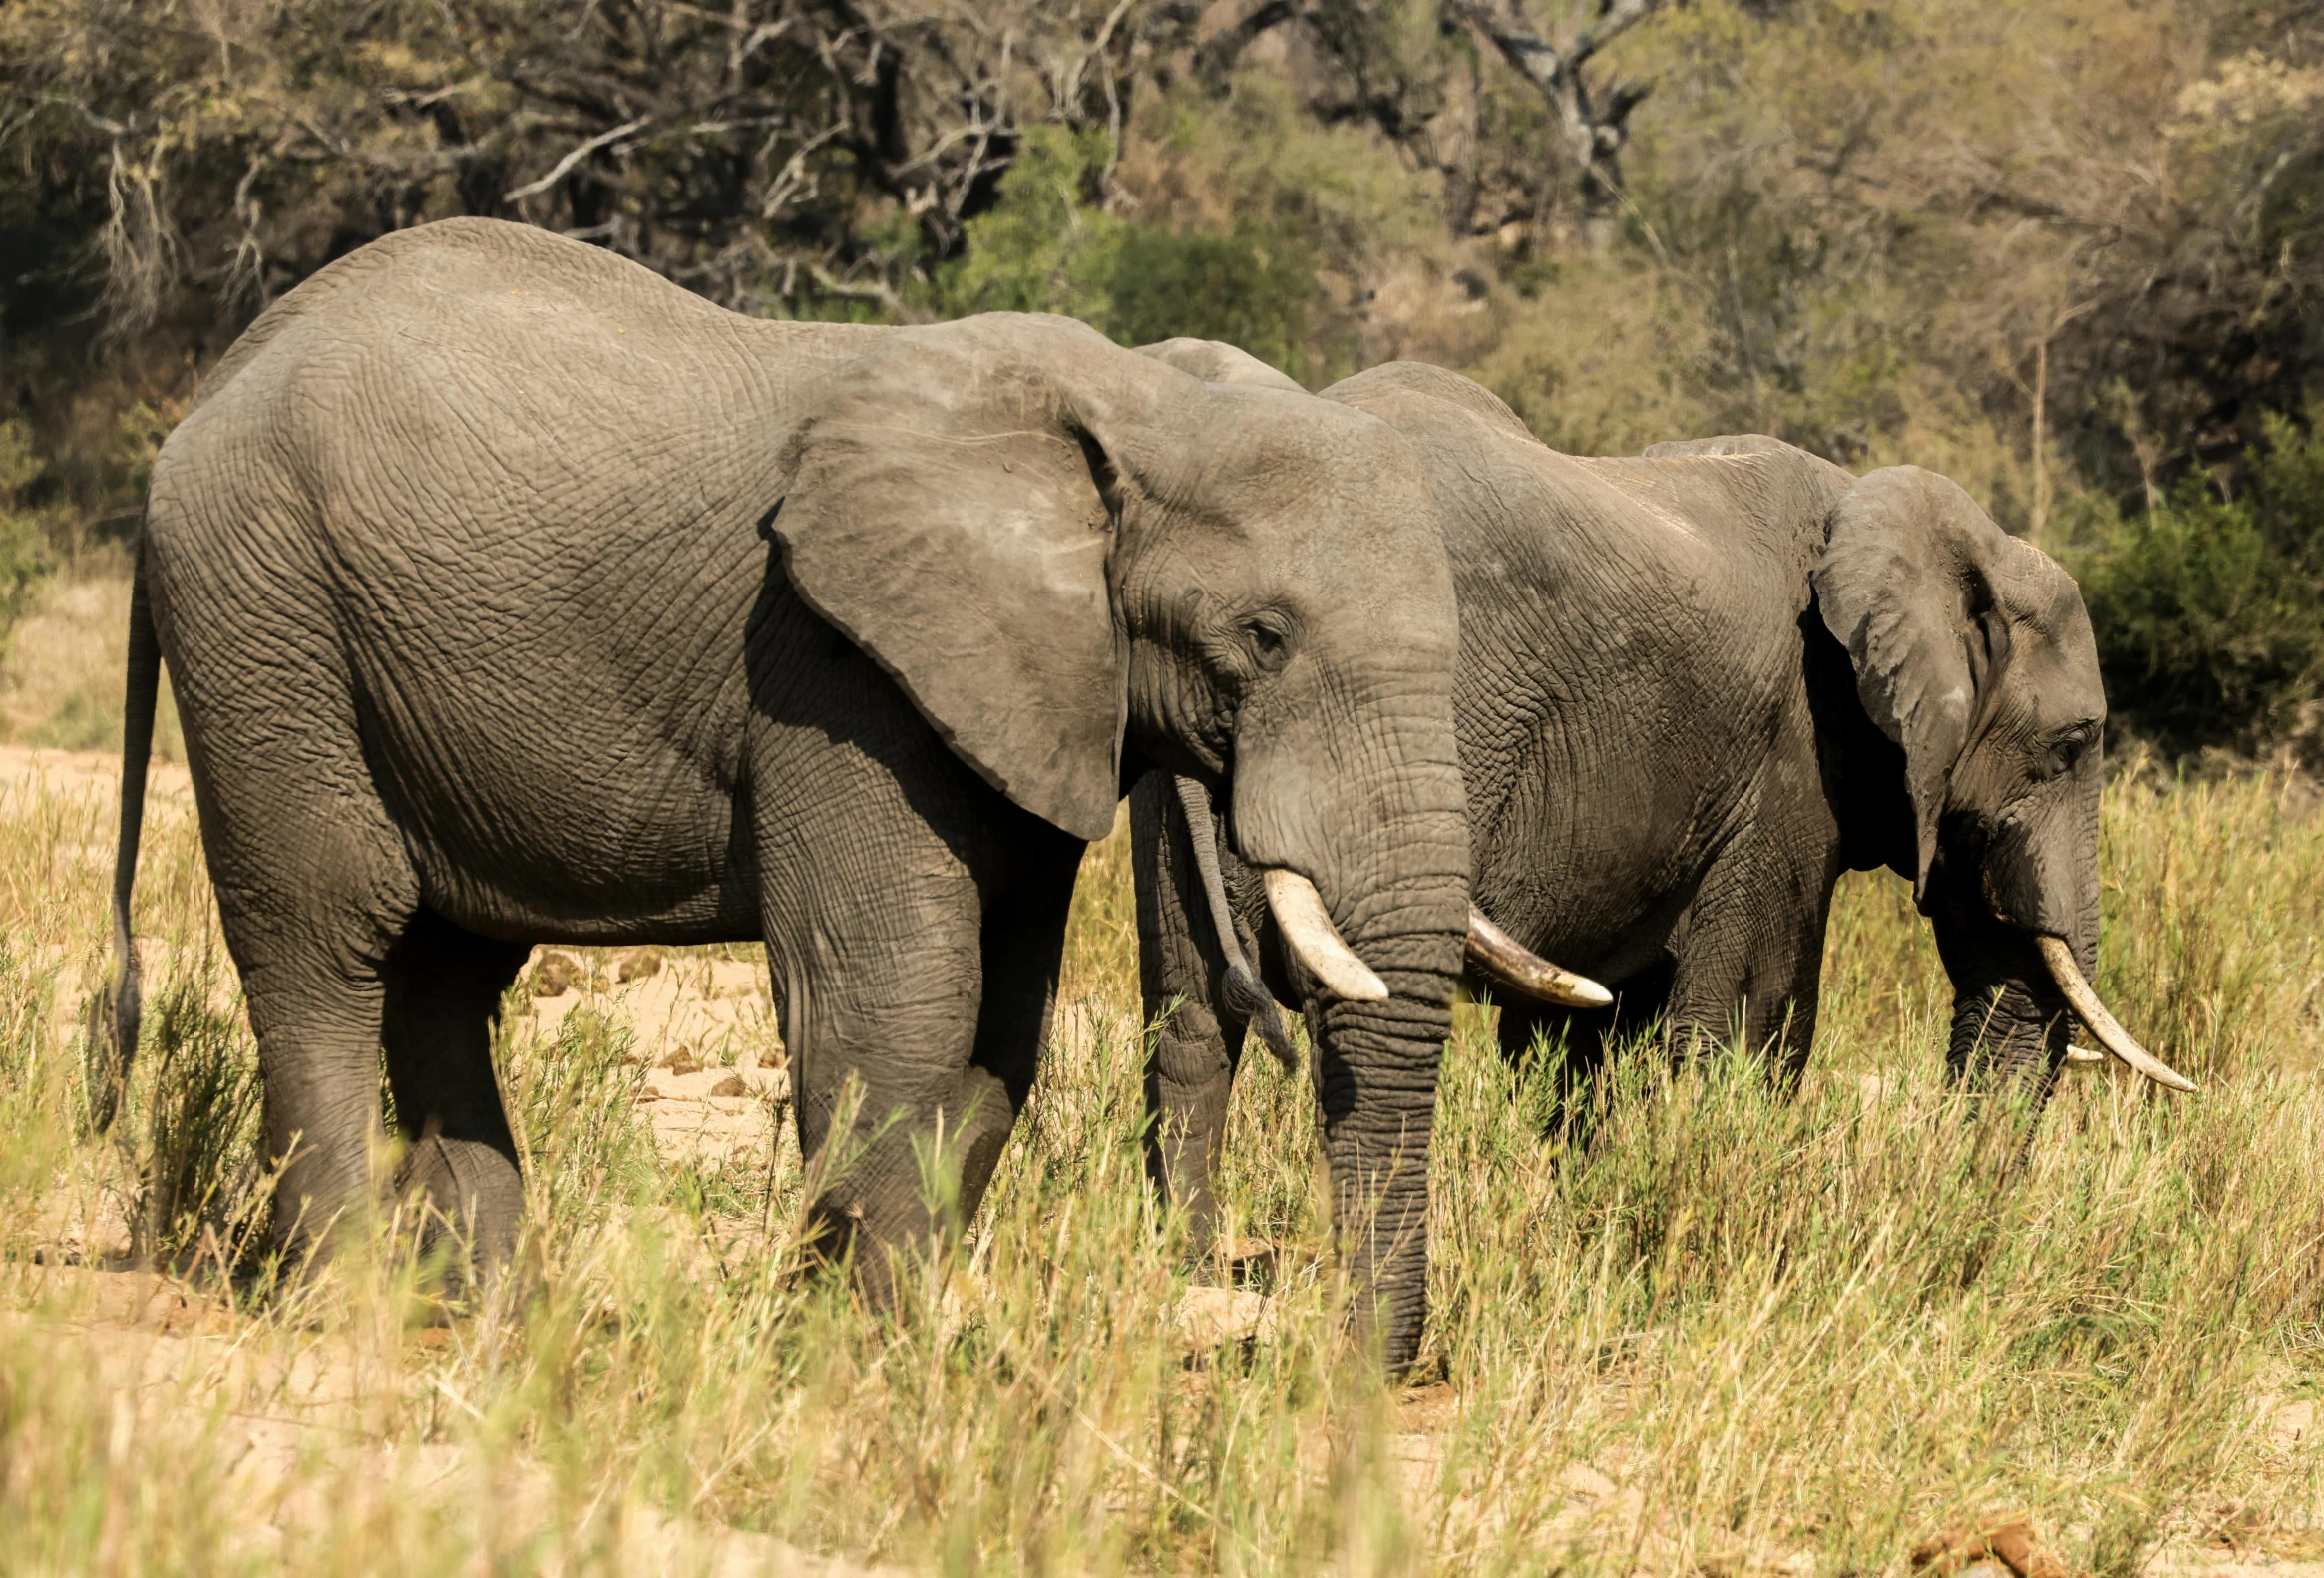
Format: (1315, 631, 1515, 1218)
(1933, 910, 2079, 1105)
(1940, 757, 2190, 1102)
(1230, 677, 1467, 1375)
(1943, 971, 2070, 1098)
(1311, 989, 1451, 1363)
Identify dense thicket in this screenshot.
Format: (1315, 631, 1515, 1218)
(4, 0, 2321, 755)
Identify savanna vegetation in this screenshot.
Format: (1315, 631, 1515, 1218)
(3, 2, 2323, 1572)
(3, 0, 2324, 755)
(2, 746, 2322, 1572)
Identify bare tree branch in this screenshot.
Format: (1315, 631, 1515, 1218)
(503, 116, 652, 201)
(1446, 0, 1672, 220)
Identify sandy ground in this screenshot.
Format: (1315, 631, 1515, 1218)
(0, 740, 194, 801)
(1, 742, 790, 1182)
(9, 1262, 899, 1576)
(6, 744, 2317, 1576)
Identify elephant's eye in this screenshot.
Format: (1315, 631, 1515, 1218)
(2046, 730, 2091, 780)
(1244, 617, 1290, 669)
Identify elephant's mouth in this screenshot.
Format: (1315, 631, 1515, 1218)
(2034, 935, 2196, 1092)
(1178, 774, 1605, 1011)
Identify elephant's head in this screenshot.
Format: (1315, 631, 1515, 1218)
(773, 315, 1478, 1364)
(1812, 466, 2190, 1102)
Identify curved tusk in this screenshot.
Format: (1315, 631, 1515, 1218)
(1465, 906, 1614, 1008)
(2035, 936, 2196, 1093)
(1261, 869, 1388, 1002)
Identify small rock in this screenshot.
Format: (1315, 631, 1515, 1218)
(532, 951, 581, 997)
(1558, 1462, 1617, 1501)
(618, 947, 664, 983)
(709, 1073, 747, 1098)
(1171, 1285, 1273, 1348)
(664, 1045, 700, 1076)
(1910, 1517, 2063, 1578)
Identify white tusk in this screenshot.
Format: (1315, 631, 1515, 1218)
(1465, 905, 1614, 1008)
(1261, 869, 1389, 1002)
(2035, 936, 2196, 1093)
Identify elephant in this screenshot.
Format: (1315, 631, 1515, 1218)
(1129, 343, 2189, 1256)
(96, 219, 1577, 1361)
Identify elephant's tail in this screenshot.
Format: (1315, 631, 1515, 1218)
(89, 539, 159, 1132)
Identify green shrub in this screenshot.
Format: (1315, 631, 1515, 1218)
(1100, 223, 1322, 378)
(2077, 405, 2324, 752)
(934, 127, 1320, 383)
(132, 970, 267, 1268)
(0, 420, 54, 644)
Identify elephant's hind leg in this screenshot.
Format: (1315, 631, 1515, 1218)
(380, 912, 534, 1277)
(150, 517, 422, 1267)
(194, 780, 420, 1268)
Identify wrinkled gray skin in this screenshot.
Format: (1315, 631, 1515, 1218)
(1134, 347, 2109, 1250)
(105, 225, 1468, 1357)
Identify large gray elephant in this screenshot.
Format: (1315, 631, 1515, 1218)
(97, 221, 1574, 1358)
(1131, 344, 2188, 1253)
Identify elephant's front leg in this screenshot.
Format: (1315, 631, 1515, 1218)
(1129, 771, 1251, 1273)
(1664, 823, 1839, 1089)
(958, 827, 1085, 1212)
(750, 716, 1079, 1310)
(768, 908, 983, 1306)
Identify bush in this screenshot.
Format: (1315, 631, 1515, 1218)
(1099, 223, 1322, 377)
(2077, 405, 2324, 754)
(933, 127, 1321, 383)
(0, 420, 54, 645)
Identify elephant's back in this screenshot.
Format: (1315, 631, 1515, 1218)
(140, 219, 882, 938)
(150, 218, 889, 577)
(1577, 446, 1851, 585)
(174, 219, 880, 446)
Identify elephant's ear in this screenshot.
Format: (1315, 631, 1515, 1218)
(1133, 337, 1306, 392)
(1810, 466, 2037, 899)
(775, 317, 1181, 842)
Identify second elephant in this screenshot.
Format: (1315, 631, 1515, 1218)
(1132, 348, 2187, 1250)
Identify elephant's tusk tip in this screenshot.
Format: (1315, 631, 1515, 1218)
(2035, 935, 2197, 1093)
(1464, 904, 1612, 1008)
(1565, 976, 1616, 1010)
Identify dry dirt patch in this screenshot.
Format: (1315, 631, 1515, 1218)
(0, 740, 192, 803)
(7, 1263, 898, 1576)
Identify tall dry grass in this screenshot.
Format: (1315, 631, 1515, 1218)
(1, 736, 2320, 1572)
(0, 569, 184, 758)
